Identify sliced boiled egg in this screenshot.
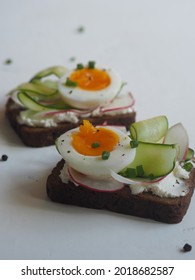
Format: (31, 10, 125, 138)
(56, 120, 136, 178)
(58, 62, 123, 109)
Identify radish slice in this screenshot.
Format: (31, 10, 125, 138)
(100, 92, 135, 113)
(110, 170, 164, 185)
(163, 123, 189, 161)
(68, 167, 124, 192)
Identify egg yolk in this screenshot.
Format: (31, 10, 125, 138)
(72, 120, 119, 156)
(69, 68, 111, 91)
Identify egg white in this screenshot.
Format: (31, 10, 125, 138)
(56, 126, 136, 178)
(58, 67, 123, 109)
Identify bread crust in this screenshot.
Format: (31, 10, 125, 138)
(5, 98, 136, 147)
(46, 159, 195, 223)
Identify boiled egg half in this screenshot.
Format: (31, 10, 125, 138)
(58, 61, 123, 109)
(56, 120, 136, 178)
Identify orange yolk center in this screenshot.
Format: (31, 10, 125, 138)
(72, 120, 119, 156)
(69, 68, 111, 91)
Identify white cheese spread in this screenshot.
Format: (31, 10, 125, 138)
(18, 110, 79, 127)
(18, 107, 133, 127)
(129, 161, 193, 197)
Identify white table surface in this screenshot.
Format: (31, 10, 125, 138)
(0, 0, 195, 260)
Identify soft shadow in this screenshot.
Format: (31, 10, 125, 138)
(0, 103, 23, 147)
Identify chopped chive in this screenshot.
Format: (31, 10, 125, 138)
(130, 140, 139, 148)
(91, 142, 100, 148)
(69, 57, 76, 62)
(102, 151, 110, 160)
(76, 63, 84, 70)
(88, 61, 96, 69)
(77, 26, 85, 33)
(183, 162, 193, 172)
(126, 168, 137, 178)
(136, 165, 144, 177)
(4, 58, 12, 65)
(65, 78, 77, 87)
(148, 173, 155, 180)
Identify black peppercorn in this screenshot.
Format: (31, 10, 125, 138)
(1, 154, 8, 161)
(183, 243, 192, 252)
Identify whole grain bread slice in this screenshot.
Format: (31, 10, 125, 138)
(46, 159, 195, 224)
(5, 98, 136, 147)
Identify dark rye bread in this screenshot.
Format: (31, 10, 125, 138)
(5, 98, 136, 147)
(46, 159, 195, 224)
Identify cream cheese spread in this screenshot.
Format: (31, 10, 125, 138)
(18, 110, 79, 127)
(129, 161, 193, 198)
(17, 106, 133, 127)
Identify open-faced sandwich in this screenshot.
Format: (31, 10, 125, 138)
(6, 61, 135, 147)
(46, 116, 195, 223)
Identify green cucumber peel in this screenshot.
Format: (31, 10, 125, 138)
(30, 66, 67, 82)
(18, 92, 71, 111)
(17, 92, 47, 111)
(32, 79, 58, 90)
(130, 115, 168, 143)
(17, 83, 57, 96)
(120, 141, 177, 179)
(185, 147, 194, 162)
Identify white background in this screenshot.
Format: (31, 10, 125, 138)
(0, 0, 195, 260)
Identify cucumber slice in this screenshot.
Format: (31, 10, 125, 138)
(130, 115, 168, 143)
(32, 79, 58, 90)
(24, 91, 61, 102)
(30, 66, 67, 82)
(17, 92, 47, 111)
(185, 147, 194, 161)
(17, 83, 57, 96)
(120, 141, 177, 179)
(18, 92, 71, 111)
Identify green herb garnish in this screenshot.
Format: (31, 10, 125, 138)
(183, 162, 193, 172)
(136, 165, 145, 177)
(88, 61, 96, 69)
(65, 78, 77, 87)
(69, 57, 76, 62)
(130, 140, 139, 148)
(4, 58, 12, 65)
(91, 142, 100, 148)
(102, 151, 110, 160)
(76, 63, 84, 70)
(148, 173, 155, 180)
(125, 168, 137, 178)
(77, 26, 85, 33)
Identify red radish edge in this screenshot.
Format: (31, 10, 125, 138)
(163, 123, 189, 161)
(100, 92, 135, 113)
(43, 107, 98, 116)
(68, 167, 125, 193)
